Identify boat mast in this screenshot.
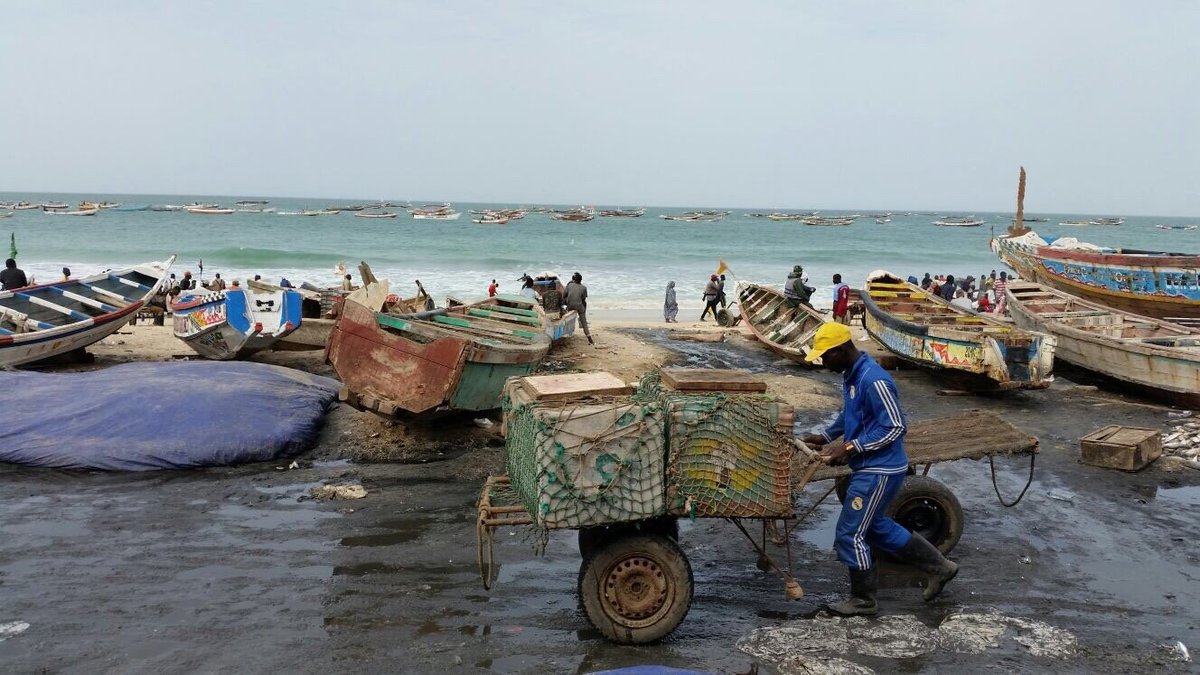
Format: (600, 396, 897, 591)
(1009, 166, 1029, 237)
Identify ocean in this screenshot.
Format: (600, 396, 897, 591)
(3, 192, 1196, 312)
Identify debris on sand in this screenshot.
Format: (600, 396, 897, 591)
(311, 483, 368, 500)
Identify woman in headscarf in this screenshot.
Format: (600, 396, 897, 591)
(664, 281, 678, 323)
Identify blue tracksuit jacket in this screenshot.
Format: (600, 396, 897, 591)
(820, 352, 908, 474)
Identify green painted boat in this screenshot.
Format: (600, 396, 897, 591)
(326, 291, 563, 416)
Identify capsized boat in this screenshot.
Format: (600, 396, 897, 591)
(325, 287, 575, 416)
(861, 271, 1056, 390)
(736, 281, 827, 364)
(992, 230, 1200, 320)
(0, 257, 176, 367)
(1005, 281, 1200, 406)
(170, 284, 303, 360)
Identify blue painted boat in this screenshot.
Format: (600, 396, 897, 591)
(170, 285, 303, 360)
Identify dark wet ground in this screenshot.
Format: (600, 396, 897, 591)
(2, 333, 1198, 673)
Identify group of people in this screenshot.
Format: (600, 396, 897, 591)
(0, 259, 75, 290)
(509, 271, 595, 345)
(664, 265, 852, 325)
(916, 269, 1010, 314)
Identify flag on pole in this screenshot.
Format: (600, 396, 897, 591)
(198, 258, 204, 272)
(715, 259, 729, 275)
(8, 232, 16, 259)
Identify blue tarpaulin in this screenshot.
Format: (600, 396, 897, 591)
(0, 361, 340, 470)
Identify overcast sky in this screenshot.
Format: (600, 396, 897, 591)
(1, 2, 1196, 214)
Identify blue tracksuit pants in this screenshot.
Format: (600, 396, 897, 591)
(836, 472, 912, 570)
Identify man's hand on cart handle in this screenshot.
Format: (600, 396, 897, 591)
(799, 433, 827, 448)
(821, 444, 853, 466)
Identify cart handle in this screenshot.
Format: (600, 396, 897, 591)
(790, 438, 823, 462)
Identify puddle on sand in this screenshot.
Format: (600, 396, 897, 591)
(621, 327, 804, 373)
(1157, 484, 1200, 507)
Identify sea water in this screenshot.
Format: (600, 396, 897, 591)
(3, 192, 1196, 312)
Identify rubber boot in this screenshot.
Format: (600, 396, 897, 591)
(897, 533, 958, 601)
(824, 566, 878, 616)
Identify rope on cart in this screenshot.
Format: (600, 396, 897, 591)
(990, 451, 1036, 507)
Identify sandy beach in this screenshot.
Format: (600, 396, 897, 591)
(2, 313, 1197, 673)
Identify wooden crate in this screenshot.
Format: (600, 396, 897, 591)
(661, 368, 768, 392)
(1079, 425, 1162, 471)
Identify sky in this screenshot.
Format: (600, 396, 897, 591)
(1, 1, 1197, 215)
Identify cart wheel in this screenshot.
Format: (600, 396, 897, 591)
(577, 534, 693, 644)
(578, 517, 679, 560)
(476, 516, 497, 590)
(886, 475, 964, 555)
(715, 308, 734, 327)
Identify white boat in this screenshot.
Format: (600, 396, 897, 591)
(186, 207, 235, 215)
(45, 208, 99, 217)
(1006, 281, 1200, 406)
(170, 285, 304, 360)
(0, 257, 175, 367)
(1089, 217, 1124, 226)
(413, 211, 461, 220)
(1058, 220, 1092, 227)
(355, 212, 399, 219)
(473, 216, 509, 224)
(932, 217, 984, 227)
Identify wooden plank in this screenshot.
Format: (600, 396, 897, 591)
(661, 367, 768, 392)
(518, 372, 633, 401)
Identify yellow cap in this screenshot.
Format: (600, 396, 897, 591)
(805, 322, 853, 363)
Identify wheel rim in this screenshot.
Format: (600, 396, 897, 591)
(894, 497, 948, 544)
(601, 552, 674, 629)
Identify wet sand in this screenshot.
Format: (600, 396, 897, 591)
(1, 318, 1198, 672)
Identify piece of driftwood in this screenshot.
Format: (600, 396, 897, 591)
(661, 367, 768, 392)
(798, 409, 1039, 482)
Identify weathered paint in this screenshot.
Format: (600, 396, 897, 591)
(736, 282, 826, 364)
(448, 360, 542, 411)
(996, 236, 1200, 319)
(171, 287, 303, 360)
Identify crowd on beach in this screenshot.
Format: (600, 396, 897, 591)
(914, 269, 1011, 314)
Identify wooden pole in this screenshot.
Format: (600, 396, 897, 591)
(1009, 166, 1029, 236)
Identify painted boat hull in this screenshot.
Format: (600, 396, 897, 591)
(0, 258, 175, 367)
(861, 273, 1056, 389)
(995, 235, 1200, 320)
(736, 281, 827, 364)
(1006, 281, 1200, 406)
(275, 317, 334, 350)
(171, 288, 303, 360)
(326, 295, 552, 416)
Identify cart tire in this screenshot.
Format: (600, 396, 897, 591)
(577, 534, 693, 644)
(886, 475, 963, 555)
(578, 518, 679, 560)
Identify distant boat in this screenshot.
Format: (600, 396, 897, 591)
(355, 212, 399, 219)
(932, 217, 984, 227)
(41, 202, 69, 210)
(875, 217, 892, 224)
(1089, 217, 1124, 226)
(992, 230, 1200, 320)
(551, 210, 594, 222)
(861, 271, 1056, 390)
(413, 210, 462, 220)
(236, 206, 276, 213)
(112, 204, 150, 212)
(186, 207, 235, 215)
(0, 257, 175, 367)
(802, 216, 855, 226)
(236, 200, 270, 206)
(1156, 224, 1198, 231)
(97, 202, 120, 209)
(0, 212, 13, 219)
(1058, 220, 1092, 227)
(13, 202, 39, 210)
(45, 208, 99, 216)
(170, 285, 304, 360)
(1006, 280, 1200, 407)
(473, 215, 510, 224)
(660, 211, 728, 222)
(598, 208, 645, 218)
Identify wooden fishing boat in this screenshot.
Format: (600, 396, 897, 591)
(325, 289, 573, 416)
(186, 207, 235, 215)
(0, 257, 176, 367)
(801, 216, 855, 226)
(1058, 220, 1092, 227)
(736, 281, 827, 364)
(932, 217, 984, 227)
(861, 271, 1056, 390)
(170, 284, 303, 359)
(1006, 281, 1200, 406)
(551, 210, 594, 222)
(44, 208, 99, 216)
(598, 208, 645, 217)
(354, 212, 399, 218)
(473, 216, 509, 224)
(1088, 217, 1124, 226)
(413, 210, 461, 220)
(1156, 224, 1197, 231)
(992, 231, 1200, 320)
(111, 203, 150, 211)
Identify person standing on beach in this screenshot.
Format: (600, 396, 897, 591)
(993, 271, 1009, 314)
(181, 271, 195, 290)
(832, 274, 850, 324)
(700, 274, 721, 321)
(1, 258, 27, 290)
(920, 273, 933, 290)
(664, 281, 679, 323)
(938, 274, 956, 302)
(488, 279, 498, 297)
(799, 323, 958, 616)
(209, 273, 226, 291)
(717, 274, 728, 308)
(564, 272, 593, 345)
(341, 274, 353, 291)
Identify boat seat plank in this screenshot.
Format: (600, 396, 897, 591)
(479, 304, 539, 318)
(1037, 310, 1113, 318)
(111, 274, 152, 293)
(467, 308, 540, 326)
(16, 293, 91, 322)
(0, 326, 11, 335)
(80, 283, 133, 305)
(50, 286, 118, 313)
(661, 368, 768, 392)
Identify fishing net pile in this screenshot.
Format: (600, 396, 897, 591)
(502, 370, 794, 534)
